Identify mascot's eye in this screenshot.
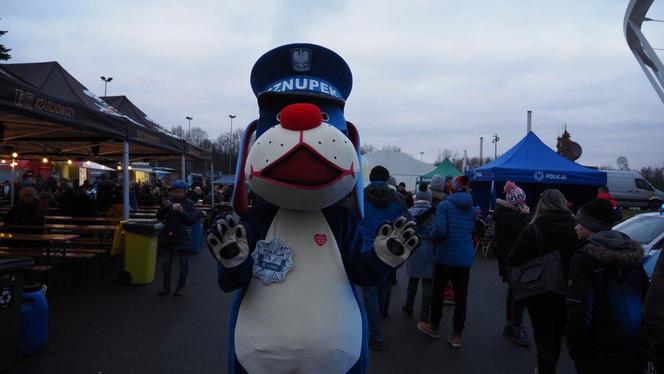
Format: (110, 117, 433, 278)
(321, 112, 330, 122)
(276, 112, 281, 122)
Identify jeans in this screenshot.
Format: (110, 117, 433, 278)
(162, 247, 190, 289)
(405, 277, 433, 322)
(527, 294, 566, 374)
(430, 265, 470, 335)
(506, 287, 525, 327)
(362, 287, 383, 342)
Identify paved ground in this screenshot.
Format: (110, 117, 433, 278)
(10, 251, 574, 374)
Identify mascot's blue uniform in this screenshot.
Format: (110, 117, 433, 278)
(206, 44, 420, 374)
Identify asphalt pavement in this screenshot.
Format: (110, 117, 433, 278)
(10, 251, 574, 374)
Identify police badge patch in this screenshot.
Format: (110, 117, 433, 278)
(290, 48, 311, 72)
(251, 238, 294, 285)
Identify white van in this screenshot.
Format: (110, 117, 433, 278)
(605, 170, 664, 210)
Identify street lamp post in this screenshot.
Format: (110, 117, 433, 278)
(186, 116, 193, 141)
(492, 134, 500, 160)
(228, 115, 237, 174)
(100, 76, 113, 96)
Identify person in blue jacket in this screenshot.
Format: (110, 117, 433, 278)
(418, 175, 476, 348)
(359, 165, 409, 351)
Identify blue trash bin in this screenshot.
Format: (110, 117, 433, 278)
(20, 282, 48, 356)
(191, 217, 204, 253)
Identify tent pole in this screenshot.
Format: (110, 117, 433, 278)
(210, 160, 215, 206)
(123, 140, 130, 220)
(181, 155, 186, 181)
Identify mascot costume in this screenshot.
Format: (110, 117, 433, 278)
(206, 43, 420, 374)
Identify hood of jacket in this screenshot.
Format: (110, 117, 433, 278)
(446, 191, 473, 211)
(582, 230, 644, 267)
(409, 200, 432, 218)
(534, 210, 576, 239)
(365, 182, 401, 209)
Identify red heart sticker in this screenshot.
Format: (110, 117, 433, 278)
(314, 234, 327, 246)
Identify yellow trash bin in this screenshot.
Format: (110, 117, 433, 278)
(123, 221, 164, 285)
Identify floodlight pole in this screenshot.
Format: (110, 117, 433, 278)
(210, 160, 215, 206)
(100, 76, 113, 96)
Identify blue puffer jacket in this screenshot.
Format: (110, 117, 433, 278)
(406, 201, 435, 279)
(433, 192, 477, 268)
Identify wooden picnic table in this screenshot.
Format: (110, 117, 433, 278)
(130, 212, 156, 218)
(0, 224, 117, 233)
(0, 232, 79, 242)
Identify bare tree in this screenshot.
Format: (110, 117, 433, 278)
(188, 127, 209, 147)
(435, 149, 459, 166)
(171, 125, 185, 139)
(361, 144, 375, 155)
(382, 145, 402, 152)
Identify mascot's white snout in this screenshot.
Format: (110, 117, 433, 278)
(245, 103, 358, 210)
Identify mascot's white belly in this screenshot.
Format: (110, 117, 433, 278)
(235, 208, 363, 373)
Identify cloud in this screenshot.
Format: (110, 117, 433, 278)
(3, 0, 664, 168)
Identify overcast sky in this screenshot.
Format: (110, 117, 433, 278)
(4, 0, 664, 168)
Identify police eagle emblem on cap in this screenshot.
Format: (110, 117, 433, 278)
(291, 48, 311, 72)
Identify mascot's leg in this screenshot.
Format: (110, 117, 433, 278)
(227, 290, 249, 374)
(346, 286, 370, 374)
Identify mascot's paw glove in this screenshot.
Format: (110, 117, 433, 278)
(373, 216, 420, 267)
(206, 215, 250, 268)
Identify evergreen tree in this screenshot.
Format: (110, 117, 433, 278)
(0, 20, 11, 61)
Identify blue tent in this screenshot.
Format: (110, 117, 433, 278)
(467, 132, 606, 214)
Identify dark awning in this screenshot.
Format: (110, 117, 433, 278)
(0, 62, 209, 161)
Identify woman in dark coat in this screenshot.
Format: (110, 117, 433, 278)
(493, 181, 531, 347)
(507, 189, 579, 374)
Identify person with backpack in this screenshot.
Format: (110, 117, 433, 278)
(402, 183, 435, 323)
(507, 189, 579, 374)
(493, 181, 531, 347)
(567, 199, 649, 374)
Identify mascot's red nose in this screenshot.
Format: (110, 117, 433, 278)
(279, 103, 322, 131)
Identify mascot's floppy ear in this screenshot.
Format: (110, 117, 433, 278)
(346, 121, 364, 219)
(232, 120, 258, 215)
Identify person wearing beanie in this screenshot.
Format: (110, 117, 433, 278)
(493, 181, 531, 347)
(403, 184, 435, 322)
(446, 175, 470, 194)
(360, 166, 409, 351)
(418, 172, 477, 348)
(508, 189, 579, 374)
(567, 199, 649, 374)
(157, 180, 198, 296)
(429, 175, 449, 207)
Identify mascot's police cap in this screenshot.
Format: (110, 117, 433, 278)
(250, 43, 353, 105)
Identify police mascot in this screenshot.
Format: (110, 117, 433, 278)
(206, 43, 420, 374)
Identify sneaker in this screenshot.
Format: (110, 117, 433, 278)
(417, 321, 440, 339)
(447, 334, 462, 348)
(173, 288, 184, 297)
(402, 305, 413, 318)
(158, 287, 170, 296)
(511, 326, 531, 348)
(502, 324, 514, 337)
(369, 339, 384, 351)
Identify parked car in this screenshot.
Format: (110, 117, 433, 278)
(613, 212, 663, 278)
(605, 170, 664, 210)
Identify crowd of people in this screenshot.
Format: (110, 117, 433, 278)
(359, 165, 663, 374)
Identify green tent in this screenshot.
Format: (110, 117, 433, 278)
(418, 158, 462, 183)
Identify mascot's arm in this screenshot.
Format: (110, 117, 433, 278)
(207, 214, 253, 292)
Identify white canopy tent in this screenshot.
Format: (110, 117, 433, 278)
(362, 150, 435, 191)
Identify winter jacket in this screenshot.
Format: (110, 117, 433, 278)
(360, 182, 409, 253)
(399, 189, 414, 208)
(507, 210, 579, 278)
(643, 246, 664, 373)
(157, 197, 198, 252)
(493, 199, 530, 280)
(433, 192, 477, 268)
(406, 200, 435, 279)
(566, 231, 649, 374)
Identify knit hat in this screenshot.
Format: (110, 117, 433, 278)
(369, 165, 390, 182)
(448, 176, 470, 193)
(415, 189, 432, 203)
(171, 180, 188, 191)
(430, 174, 446, 192)
(503, 181, 526, 206)
(576, 199, 615, 233)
